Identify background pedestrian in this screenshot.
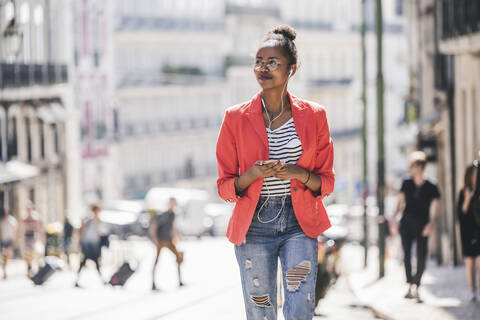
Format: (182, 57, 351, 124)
(457, 164, 480, 301)
(391, 151, 441, 302)
(150, 197, 184, 291)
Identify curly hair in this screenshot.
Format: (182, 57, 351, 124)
(262, 25, 298, 66)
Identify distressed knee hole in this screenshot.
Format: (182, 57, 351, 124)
(253, 278, 260, 287)
(245, 259, 252, 269)
(250, 294, 272, 307)
(286, 260, 311, 292)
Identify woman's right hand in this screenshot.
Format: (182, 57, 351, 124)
(462, 188, 473, 213)
(389, 218, 399, 236)
(248, 160, 283, 179)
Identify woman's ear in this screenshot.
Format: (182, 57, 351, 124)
(288, 64, 297, 78)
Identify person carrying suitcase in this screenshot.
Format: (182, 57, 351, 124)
(74, 203, 108, 287)
(150, 197, 184, 291)
(21, 202, 43, 277)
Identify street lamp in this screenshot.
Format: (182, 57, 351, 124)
(3, 6, 23, 62)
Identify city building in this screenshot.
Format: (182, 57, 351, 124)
(226, 0, 409, 205)
(404, 0, 479, 264)
(72, 0, 118, 205)
(112, 0, 227, 198)
(68, 0, 409, 207)
(0, 0, 81, 224)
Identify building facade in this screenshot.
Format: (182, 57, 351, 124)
(112, 0, 227, 198)
(72, 0, 118, 205)
(67, 0, 409, 206)
(405, 0, 480, 264)
(0, 0, 81, 224)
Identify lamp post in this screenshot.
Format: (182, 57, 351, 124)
(361, 0, 369, 268)
(1, 0, 23, 214)
(3, 16, 23, 62)
(1, 0, 23, 89)
(376, 0, 386, 278)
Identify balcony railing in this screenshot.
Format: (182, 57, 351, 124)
(0, 63, 68, 89)
(309, 78, 353, 87)
(225, 4, 280, 17)
(116, 71, 223, 88)
(115, 16, 224, 32)
(441, 0, 480, 39)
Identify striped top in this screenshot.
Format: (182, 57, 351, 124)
(260, 118, 303, 197)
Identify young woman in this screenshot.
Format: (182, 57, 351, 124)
(216, 25, 334, 320)
(457, 164, 480, 302)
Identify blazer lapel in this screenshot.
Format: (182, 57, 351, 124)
(290, 94, 311, 167)
(246, 93, 269, 150)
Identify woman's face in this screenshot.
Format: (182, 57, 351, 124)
(254, 45, 295, 90)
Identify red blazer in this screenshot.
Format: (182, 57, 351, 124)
(216, 91, 335, 245)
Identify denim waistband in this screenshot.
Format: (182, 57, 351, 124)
(257, 195, 292, 205)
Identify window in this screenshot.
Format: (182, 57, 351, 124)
(395, 0, 403, 16)
(39, 121, 45, 159)
(20, 2, 31, 62)
(29, 188, 35, 203)
(126, 176, 135, 189)
(7, 117, 18, 160)
(51, 124, 59, 155)
(0, 118, 4, 161)
(25, 117, 32, 162)
(473, 86, 478, 150)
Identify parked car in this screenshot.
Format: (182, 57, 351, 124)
(99, 200, 148, 239)
(325, 204, 350, 227)
(204, 202, 234, 237)
(144, 187, 211, 238)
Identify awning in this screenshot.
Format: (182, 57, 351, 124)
(36, 103, 68, 123)
(36, 106, 55, 123)
(49, 103, 68, 122)
(0, 161, 39, 184)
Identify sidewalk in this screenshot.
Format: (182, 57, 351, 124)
(348, 246, 480, 320)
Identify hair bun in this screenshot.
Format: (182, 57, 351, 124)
(269, 25, 296, 41)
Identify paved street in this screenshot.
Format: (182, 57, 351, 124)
(0, 237, 375, 320)
(3, 236, 477, 320)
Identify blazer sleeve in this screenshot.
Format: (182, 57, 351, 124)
(216, 110, 240, 203)
(313, 108, 335, 198)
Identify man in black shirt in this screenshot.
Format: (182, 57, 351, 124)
(150, 197, 184, 291)
(391, 151, 441, 302)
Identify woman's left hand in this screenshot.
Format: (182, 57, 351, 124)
(422, 222, 434, 237)
(273, 163, 307, 181)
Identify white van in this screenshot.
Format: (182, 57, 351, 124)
(144, 187, 210, 237)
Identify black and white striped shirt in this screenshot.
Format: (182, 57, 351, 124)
(260, 118, 303, 197)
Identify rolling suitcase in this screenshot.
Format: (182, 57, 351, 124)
(31, 256, 63, 285)
(109, 261, 136, 287)
(31, 263, 55, 285)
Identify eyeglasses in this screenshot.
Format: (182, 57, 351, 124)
(254, 59, 281, 72)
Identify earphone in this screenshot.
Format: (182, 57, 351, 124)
(256, 66, 294, 223)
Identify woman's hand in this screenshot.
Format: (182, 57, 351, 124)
(235, 160, 283, 195)
(462, 188, 473, 213)
(247, 160, 283, 179)
(389, 218, 399, 236)
(273, 163, 307, 181)
(422, 222, 434, 237)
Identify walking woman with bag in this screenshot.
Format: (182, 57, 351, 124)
(216, 25, 335, 320)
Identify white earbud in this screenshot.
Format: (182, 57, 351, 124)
(289, 70, 293, 77)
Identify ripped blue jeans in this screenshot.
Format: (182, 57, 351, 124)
(235, 196, 318, 320)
